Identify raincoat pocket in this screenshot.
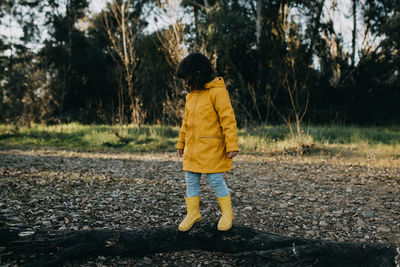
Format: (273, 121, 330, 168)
(195, 136, 226, 165)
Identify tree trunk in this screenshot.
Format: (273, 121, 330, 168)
(1, 225, 398, 267)
(352, 0, 357, 66)
(256, 0, 262, 48)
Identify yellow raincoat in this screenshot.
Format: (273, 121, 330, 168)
(177, 77, 239, 173)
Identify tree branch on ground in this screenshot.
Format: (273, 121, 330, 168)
(1, 225, 398, 267)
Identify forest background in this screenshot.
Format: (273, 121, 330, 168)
(0, 0, 399, 128)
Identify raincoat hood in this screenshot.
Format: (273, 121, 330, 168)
(204, 77, 226, 90)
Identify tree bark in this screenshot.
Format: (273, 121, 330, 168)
(0, 225, 398, 267)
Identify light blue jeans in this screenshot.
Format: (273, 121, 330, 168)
(185, 171, 229, 198)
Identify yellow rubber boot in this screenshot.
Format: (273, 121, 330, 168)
(178, 196, 202, 232)
(217, 194, 234, 231)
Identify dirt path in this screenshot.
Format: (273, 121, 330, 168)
(0, 149, 399, 266)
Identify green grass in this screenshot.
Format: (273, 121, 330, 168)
(238, 124, 400, 159)
(0, 123, 399, 160)
(0, 123, 179, 152)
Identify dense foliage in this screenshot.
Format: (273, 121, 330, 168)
(0, 0, 399, 126)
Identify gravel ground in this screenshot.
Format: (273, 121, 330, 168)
(0, 148, 399, 266)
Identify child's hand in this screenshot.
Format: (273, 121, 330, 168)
(177, 149, 184, 157)
(228, 151, 238, 158)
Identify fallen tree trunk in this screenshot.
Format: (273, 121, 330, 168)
(0, 224, 398, 267)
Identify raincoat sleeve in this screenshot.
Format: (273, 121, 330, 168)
(176, 103, 188, 150)
(213, 88, 239, 152)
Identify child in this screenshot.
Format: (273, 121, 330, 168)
(176, 52, 239, 232)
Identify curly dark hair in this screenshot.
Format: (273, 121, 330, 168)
(176, 52, 215, 91)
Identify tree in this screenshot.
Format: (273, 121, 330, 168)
(154, 0, 188, 125)
(264, 1, 313, 136)
(104, 0, 144, 125)
(40, 0, 90, 122)
(0, 0, 53, 125)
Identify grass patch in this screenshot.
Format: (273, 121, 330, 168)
(0, 123, 179, 152)
(0, 123, 399, 160)
(238, 124, 400, 159)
